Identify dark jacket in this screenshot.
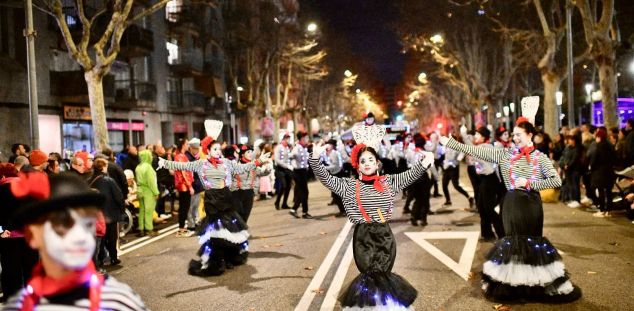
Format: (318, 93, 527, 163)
(0, 181, 20, 231)
(123, 154, 140, 173)
(108, 160, 129, 197)
(152, 154, 173, 186)
(590, 140, 617, 188)
(624, 130, 634, 166)
(559, 145, 584, 173)
(185, 151, 204, 193)
(88, 173, 124, 223)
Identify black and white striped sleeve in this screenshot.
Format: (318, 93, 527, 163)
(309, 157, 348, 196)
(163, 159, 204, 173)
(390, 160, 428, 192)
(446, 137, 505, 164)
(530, 154, 562, 191)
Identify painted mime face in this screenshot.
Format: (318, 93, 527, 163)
(358, 151, 378, 176)
(512, 127, 533, 148)
(209, 143, 222, 158)
(243, 150, 254, 161)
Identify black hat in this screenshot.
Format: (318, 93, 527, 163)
(326, 139, 337, 146)
(476, 126, 491, 139)
(239, 144, 253, 157)
(282, 132, 291, 139)
(296, 131, 308, 140)
(12, 172, 104, 227)
(365, 112, 375, 119)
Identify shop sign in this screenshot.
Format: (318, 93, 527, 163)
(173, 121, 188, 133)
(107, 121, 145, 131)
(63, 106, 92, 121)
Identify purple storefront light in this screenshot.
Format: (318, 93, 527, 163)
(592, 98, 634, 127)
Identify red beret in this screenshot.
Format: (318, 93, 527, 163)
(29, 150, 48, 167)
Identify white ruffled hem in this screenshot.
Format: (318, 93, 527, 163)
(199, 228, 250, 244)
(343, 302, 413, 311)
(483, 260, 566, 287)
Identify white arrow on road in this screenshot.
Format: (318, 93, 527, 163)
(405, 231, 480, 281)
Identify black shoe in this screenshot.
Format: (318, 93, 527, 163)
(443, 201, 452, 206)
(136, 231, 146, 237)
(410, 218, 419, 226)
(420, 220, 428, 226)
(275, 203, 281, 210)
(281, 205, 291, 210)
(289, 209, 300, 218)
(302, 213, 313, 219)
(433, 194, 443, 198)
(479, 236, 496, 242)
(468, 197, 476, 209)
(110, 258, 122, 266)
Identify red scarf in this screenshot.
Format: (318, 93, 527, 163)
(21, 261, 103, 311)
(497, 139, 510, 148)
(360, 174, 386, 193)
(208, 157, 223, 168)
(512, 146, 535, 163)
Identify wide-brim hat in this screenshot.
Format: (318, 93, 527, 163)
(11, 172, 104, 227)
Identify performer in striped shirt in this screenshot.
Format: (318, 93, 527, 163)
(230, 145, 271, 223)
(440, 117, 581, 303)
(310, 124, 434, 310)
(3, 173, 148, 311)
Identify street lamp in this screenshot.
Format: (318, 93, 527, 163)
(355, 88, 361, 94)
(584, 84, 593, 124)
(307, 22, 318, 33)
(418, 72, 427, 84)
(556, 91, 563, 129)
(344, 69, 353, 78)
(430, 34, 444, 45)
(509, 102, 515, 113)
(237, 86, 244, 92)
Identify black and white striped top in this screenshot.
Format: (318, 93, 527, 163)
(2, 276, 148, 311)
(309, 157, 429, 224)
(446, 138, 561, 191)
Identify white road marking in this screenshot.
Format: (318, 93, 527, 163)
(120, 224, 179, 250)
(295, 221, 353, 311)
(119, 226, 180, 256)
(320, 241, 354, 311)
(405, 231, 480, 281)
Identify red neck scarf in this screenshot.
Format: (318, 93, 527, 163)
(513, 146, 535, 162)
(360, 174, 386, 193)
(22, 261, 103, 311)
(208, 157, 223, 168)
(240, 156, 250, 164)
(497, 139, 510, 148)
(281, 141, 288, 148)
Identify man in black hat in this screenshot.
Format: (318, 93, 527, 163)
(364, 112, 375, 126)
(274, 133, 294, 210)
(289, 131, 312, 218)
(3, 172, 148, 310)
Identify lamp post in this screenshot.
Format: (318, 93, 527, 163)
(344, 69, 353, 78)
(556, 91, 563, 130)
(585, 84, 594, 125)
(307, 22, 318, 33)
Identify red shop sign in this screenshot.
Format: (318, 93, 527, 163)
(107, 121, 145, 131)
(173, 121, 188, 133)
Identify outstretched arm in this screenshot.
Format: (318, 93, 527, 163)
(390, 152, 433, 192)
(309, 157, 348, 196)
(160, 158, 204, 173)
(441, 136, 505, 164)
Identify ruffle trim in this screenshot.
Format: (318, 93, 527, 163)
(342, 301, 412, 310)
(339, 272, 417, 308)
(481, 274, 581, 303)
(199, 228, 250, 244)
(486, 236, 561, 266)
(483, 260, 565, 287)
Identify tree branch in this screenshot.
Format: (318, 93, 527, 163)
(75, 0, 92, 54)
(51, 0, 93, 69)
(127, 0, 172, 25)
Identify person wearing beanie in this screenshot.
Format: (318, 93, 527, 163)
(289, 131, 311, 219)
(157, 130, 272, 277)
(28, 150, 48, 172)
(440, 117, 580, 303)
(589, 127, 617, 218)
(135, 150, 160, 237)
(230, 145, 271, 223)
(274, 133, 294, 210)
(2, 172, 148, 310)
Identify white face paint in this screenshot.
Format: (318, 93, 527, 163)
(244, 150, 254, 161)
(358, 151, 378, 176)
(43, 210, 96, 270)
(209, 143, 222, 158)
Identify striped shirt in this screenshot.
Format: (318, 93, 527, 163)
(291, 144, 310, 169)
(309, 157, 429, 224)
(230, 162, 271, 191)
(446, 138, 561, 191)
(162, 158, 256, 190)
(274, 144, 293, 170)
(321, 150, 343, 175)
(2, 276, 147, 311)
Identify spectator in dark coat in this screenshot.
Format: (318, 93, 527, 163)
(88, 158, 125, 266)
(100, 148, 129, 197)
(623, 119, 634, 166)
(152, 145, 174, 219)
(123, 145, 140, 173)
(559, 135, 584, 207)
(590, 128, 617, 218)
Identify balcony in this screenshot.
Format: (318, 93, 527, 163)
(168, 90, 208, 113)
(169, 49, 204, 77)
(166, 5, 201, 35)
(50, 71, 114, 103)
(113, 80, 157, 109)
(120, 25, 154, 59)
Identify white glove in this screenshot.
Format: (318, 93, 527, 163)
(312, 143, 327, 159)
(421, 151, 434, 168)
(157, 157, 167, 171)
(259, 152, 272, 163)
(439, 135, 450, 146)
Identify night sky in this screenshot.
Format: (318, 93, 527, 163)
(301, 0, 405, 86)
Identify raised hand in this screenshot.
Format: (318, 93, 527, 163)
(312, 142, 327, 159)
(259, 152, 272, 163)
(421, 151, 434, 168)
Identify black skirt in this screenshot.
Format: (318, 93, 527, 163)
(188, 187, 250, 277)
(339, 222, 417, 309)
(481, 190, 581, 303)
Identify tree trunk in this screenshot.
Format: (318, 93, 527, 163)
(85, 70, 109, 151)
(597, 56, 618, 128)
(248, 107, 259, 141)
(541, 72, 561, 137)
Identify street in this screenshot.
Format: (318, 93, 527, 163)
(111, 172, 634, 311)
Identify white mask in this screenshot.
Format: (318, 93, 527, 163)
(43, 210, 96, 270)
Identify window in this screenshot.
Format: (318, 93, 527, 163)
(166, 41, 179, 64)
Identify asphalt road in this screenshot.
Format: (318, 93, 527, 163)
(111, 173, 634, 311)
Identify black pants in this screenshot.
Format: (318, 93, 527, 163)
(433, 158, 443, 195)
(178, 191, 192, 229)
(332, 171, 346, 214)
(467, 165, 480, 205)
(411, 174, 432, 222)
(0, 238, 38, 300)
(442, 166, 470, 203)
(596, 186, 613, 212)
(404, 185, 414, 211)
(234, 189, 255, 222)
(292, 168, 309, 213)
(275, 167, 293, 208)
(104, 222, 119, 261)
(156, 182, 175, 215)
(477, 174, 505, 239)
